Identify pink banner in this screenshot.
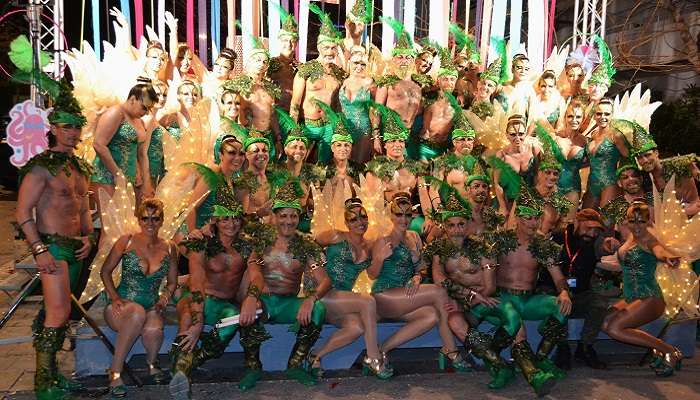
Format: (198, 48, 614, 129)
(451, 0, 458, 22)
(134, 0, 144, 47)
(187, 0, 195, 50)
(547, 0, 556, 56)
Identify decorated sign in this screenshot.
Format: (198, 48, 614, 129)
(6, 100, 50, 168)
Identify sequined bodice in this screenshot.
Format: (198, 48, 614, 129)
(340, 86, 372, 138)
(116, 250, 170, 309)
(558, 146, 586, 193)
(148, 126, 165, 181)
(325, 241, 370, 291)
(92, 121, 139, 183)
(372, 242, 418, 293)
(621, 245, 662, 301)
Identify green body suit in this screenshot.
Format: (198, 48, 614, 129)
(372, 242, 418, 293)
(91, 121, 139, 184)
(587, 137, 621, 198)
(147, 126, 166, 184)
(115, 250, 170, 310)
(325, 240, 370, 291)
(620, 246, 663, 302)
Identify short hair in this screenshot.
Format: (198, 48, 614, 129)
(218, 48, 237, 62)
(127, 83, 158, 105)
(137, 198, 164, 218)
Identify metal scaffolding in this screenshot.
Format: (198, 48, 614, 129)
(26, 0, 64, 105)
(572, 0, 608, 48)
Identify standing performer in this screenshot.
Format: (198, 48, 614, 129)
(340, 48, 376, 164)
(290, 4, 345, 163)
(238, 178, 330, 389)
(15, 79, 95, 400)
(602, 202, 683, 376)
(581, 36, 616, 135)
(552, 101, 587, 221)
(341, 0, 372, 63)
(469, 50, 508, 120)
(268, 3, 300, 114)
(600, 163, 653, 239)
(501, 53, 534, 114)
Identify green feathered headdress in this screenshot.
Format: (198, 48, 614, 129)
(589, 35, 616, 87)
(243, 129, 272, 152)
(271, 173, 305, 211)
(381, 16, 416, 57)
(275, 106, 308, 147)
(424, 176, 472, 222)
(480, 37, 509, 85)
(269, 1, 299, 39)
(515, 204, 543, 218)
(348, 0, 373, 24)
(366, 101, 409, 142)
(613, 119, 656, 157)
(309, 3, 342, 44)
(214, 121, 248, 164)
(487, 155, 521, 200)
(8, 35, 86, 127)
(188, 162, 243, 218)
(314, 100, 353, 143)
(236, 20, 270, 60)
(467, 161, 490, 185)
(437, 45, 458, 78)
(434, 153, 477, 175)
(534, 124, 564, 171)
(445, 92, 475, 140)
(616, 159, 641, 178)
(449, 23, 480, 63)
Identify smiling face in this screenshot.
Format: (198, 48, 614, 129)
(385, 139, 406, 159)
(215, 215, 243, 238)
(512, 58, 530, 81)
(178, 83, 200, 109)
(635, 149, 660, 173)
(274, 208, 300, 237)
(393, 53, 415, 71)
(617, 168, 642, 194)
(416, 53, 434, 74)
(220, 91, 241, 119)
(566, 65, 584, 86)
(213, 56, 234, 79)
(594, 102, 613, 129)
(455, 57, 469, 74)
(517, 214, 540, 235)
(318, 41, 338, 65)
(138, 206, 164, 236)
(588, 83, 609, 101)
(467, 180, 489, 204)
(565, 106, 584, 131)
(538, 77, 556, 100)
(344, 205, 369, 235)
(220, 140, 246, 172)
(285, 139, 308, 162)
(438, 75, 458, 92)
(349, 53, 367, 75)
(331, 140, 352, 161)
(477, 79, 498, 99)
(246, 53, 269, 77)
(452, 136, 475, 155)
(537, 168, 561, 190)
(246, 142, 270, 170)
(626, 205, 651, 237)
(390, 201, 413, 232)
(279, 35, 297, 58)
(444, 216, 468, 240)
(50, 124, 83, 150)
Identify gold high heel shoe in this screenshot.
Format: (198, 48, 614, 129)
(362, 356, 394, 380)
(108, 370, 127, 398)
(651, 348, 683, 377)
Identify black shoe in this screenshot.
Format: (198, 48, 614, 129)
(553, 343, 572, 371)
(575, 343, 607, 369)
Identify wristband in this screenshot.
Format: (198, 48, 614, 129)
(18, 218, 34, 229)
(247, 284, 262, 300)
(32, 242, 49, 256)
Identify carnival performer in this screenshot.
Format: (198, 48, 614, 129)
(187, 136, 247, 230)
(141, 41, 168, 83)
(201, 48, 237, 100)
(581, 36, 615, 135)
(240, 133, 274, 219)
(469, 54, 507, 119)
(101, 199, 178, 397)
(340, 47, 376, 164)
(449, 24, 480, 107)
(341, 0, 372, 63)
(224, 35, 281, 159)
(582, 98, 629, 209)
(15, 72, 95, 400)
(159, 80, 201, 142)
(491, 204, 572, 396)
(415, 43, 437, 76)
(92, 83, 157, 200)
(374, 17, 427, 155)
(368, 193, 464, 371)
(552, 100, 588, 221)
(500, 53, 534, 113)
(366, 103, 426, 202)
(290, 4, 345, 163)
(600, 163, 653, 239)
(309, 198, 393, 379)
(601, 202, 683, 376)
(267, 3, 300, 114)
(424, 179, 516, 389)
(169, 194, 264, 400)
(217, 89, 245, 144)
(559, 41, 599, 100)
(528, 70, 562, 130)
(465, 164, 505, 236)
(164, 11, 206, 82)
(238, 178, 331, 389)
(143, 80, 169, 188)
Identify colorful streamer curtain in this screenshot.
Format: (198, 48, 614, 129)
(527, 0, 546, 69)
(187, 0, 195, 50)
(509, 0, 522, 55)
(198, 0, 208, 64)
(381, 0, 394, 57)
(268, 0, 281, 56)
(158, 0, 165, 44)
(134, 0, 144, 47)
(91, 0, 100, 57)
(211, 0, 221, 53)
(298, 0, 308, 62)
(404, 0, 416, 42)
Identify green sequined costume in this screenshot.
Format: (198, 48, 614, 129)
(91, 121, 139, 184)
(339, 87, 373, 163)
(114, 250, 170, 310)
(619, 246, 663, 302)
(558, 147, 586, 194)
(325, 241, 371, 291)
(372, 242, 418, 293)
(40, 233, 84, 293)
(587, 138, 621, 198)
(147, 126, 166, 184)
(304, 121, 334, 163)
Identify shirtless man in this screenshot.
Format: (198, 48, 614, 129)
(425, 186, 516, 390)
(290, 5, 345, 163)
(469, 57, 504, 120)
(373, 17, 425, 155)
(341, 0, 372, 67)
(491, 205, 572, 396)
(268, 8, 299, 114)
(631, 126, 700, 217)
(418, 66, 459, 162)
(600, 164, 653, 239)
(241, 135, 273, 219)
(519, 156, 573, 236)
(465, 168, 505, 236)
(238, 181, 331, 389)
(16, 85, 94, 399)
(224, 41, 281, 159)
(169, 198, 263, 399)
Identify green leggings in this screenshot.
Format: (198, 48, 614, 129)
(203, 295, 240, 344)
(261, 294, 326, 331)
(471, 301, 522, 337)
(496, 290, 567, 332)
(304, 123, 334, 164)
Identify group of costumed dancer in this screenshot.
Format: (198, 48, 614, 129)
(11, 1, 700, 399)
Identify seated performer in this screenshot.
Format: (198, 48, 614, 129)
(310, 198, 393, 379)
(238, 178, 331, 389)
(600, 163, 654, 240)
(369, 193, 466, 371)
(425, 180, 517, 389)
(169, 194, 263, 400)
(92, 83, 157, 200)
(491, 204, 572, 396)
(240, 134, 273, 219)
(465, 165, 506, 236)
(602, 202, 683, 376)
(15, 76, 94, 400)
(290, 5, 345, 163)
(101, 199, 178, 397)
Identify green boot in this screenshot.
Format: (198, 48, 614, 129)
(512, 341, 557, 397)
(536, 356, 567, 380)
(285, 367, 318, 386)
(169, 335, 195, 400)
(34, 325, 71, 400)
(286, 323, 322, 386)
(536, 318, 568, 380)
(238, 322, 270, 391)
(55, 374, 84, 392)
(465, 329, 514, 390)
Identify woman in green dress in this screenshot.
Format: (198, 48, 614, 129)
(369, 193, 467, 370)
(310, 198, 392, 379)
(143, 81, 169, 190)
(101, 199, 179, 397)
(602, 201, 683, 376)
(340, 47, 376, 164)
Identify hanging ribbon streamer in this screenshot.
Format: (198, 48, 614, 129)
(404, 0, 416, 42)
(464, 0, 471, 29)
(211, 0, 221, 53)
(198, 0, 208, 64)
(134, 0, 144, 47)
(474, 0, 483, 47)
(91, 0, 100, 57)
(297, 0, 308, 62)
(226, 0, 234, 48)
(120, 0, 131, 25)
(547, 0, 556, 56)
(158, 0, 165, 44)
(489, 0, 506, 45)
(451, 0, 458, 23)
(381, 0, 395, 57)
(428, 0, 449, 47)
(527, 0, 545, 69)
(268, 0, 281, 56)
(186, 0, 195, 50)
(509, 0, 522, 56)
(479, 0, 492, 66)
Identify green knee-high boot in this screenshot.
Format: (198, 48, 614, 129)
(464, 329, 515, 390)
(34, 325, 71, 400)
(238, 323, 271, 391)
(536, 318, 567, 380)
(169, 335, 196, 400)
(286, 323, 322, 386)
(491, 326, 514, 354)
(511, 341, 556, 397)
